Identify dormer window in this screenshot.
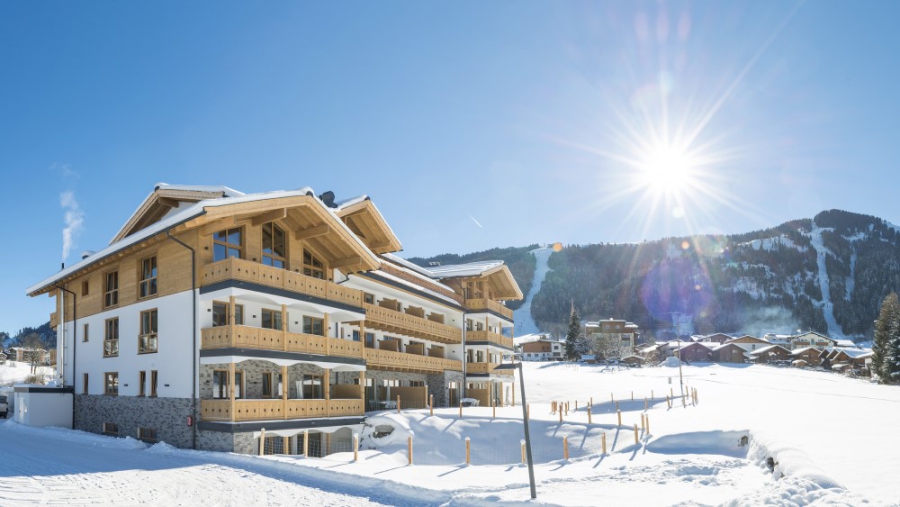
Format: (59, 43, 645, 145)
(213, 228, 243, 262)
(261, 223, 286, 269)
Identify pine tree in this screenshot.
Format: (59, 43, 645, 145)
(565, 305, 581, 361)
(872, 292, 898, 383)
(888, 308, 900, 384)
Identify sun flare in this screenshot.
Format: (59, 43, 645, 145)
(638, 144, 696, 194)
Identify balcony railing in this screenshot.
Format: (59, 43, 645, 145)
(201, 257, 364, 308)
(363, 303, 462, 344)
(201, 398, 364, 422)
(466, 362, 514, 376)
(465, 298, 513, 320)
(466, 330, 513, 349)
(201, 325, 363, 359)
(365, 348, 462, 374)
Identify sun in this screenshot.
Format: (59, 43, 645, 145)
(638, 143, 697, 194)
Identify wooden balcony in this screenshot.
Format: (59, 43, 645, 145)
(201, 325, 363, 358)
(201, 398, 364, 422)
(465, 298, 513, 320)
(365, 348, 462, 374)
(50, 312, 58, 328)
(363, 303, 462, 344)
(466, 362, 514, 377)
(466, 330, 513, 349)
(201, 257, 364, 308)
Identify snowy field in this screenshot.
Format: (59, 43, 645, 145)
(0, 362, 897, 506)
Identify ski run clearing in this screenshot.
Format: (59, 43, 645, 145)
(1, 362, 898, 507)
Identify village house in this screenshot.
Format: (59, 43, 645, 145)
(28, 184, 522, 455)
(518, 335, 563, 361)
(584, 319, 640, 356)
(789, 331, 836, 350)
(748, 344, 792, 364)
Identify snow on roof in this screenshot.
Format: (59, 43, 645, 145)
(791, 346, 821, 355)
(28, 187, 381, 295)
(155, 183, 245, 197)
(426, 260, 505, 278)
(514, 333, 556, 345)
(835, 348, 872, 359)
(380, 253, 436, 279)
(333, 194, 369, 209)
(833, 339, 857, 348)
(367, 269, 461, 308)
(750, 344, 790, 356)
(711, 343, 746, 352)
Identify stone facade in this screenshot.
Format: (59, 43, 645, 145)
(361, 369, 463, 408)
(74, 394, 195, 449)
(197, 430, 256, 454)
(201, 361, 363, 399)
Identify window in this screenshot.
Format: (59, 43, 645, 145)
(83, 323, 89, 342)
(82, 373, 89, 395)
(212, 302, 244, 327)
(150, 370, 158, 397)
(138, 371, 146, 397)
(213, 228, 243, 262)
(139, 256, 158, 298)
(212, 370, 241, 399)
(261, 223, 287, 268)
(303, 316, 324, 336)
(81, 280, 89, 296)
(303, 249, 325, 279)
(139, 309, 158, 354)
(104, 318, 119, 357)
(104, 271, 119, 308)
(365, 332, 375, 348)
(104, 372, 118, 396)
(363, 292, 375, 305)
(262, 372, 273, 398)
(102, 422, 118, 436)
(352, 330, 360, 342)
(408, 380, 425, 387)
(261, 309, 282, 330)
(137, 427, 158, 443)
(301, 374, 323, 399)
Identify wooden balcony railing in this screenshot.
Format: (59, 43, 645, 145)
(379, 263, 465, 305)
(465, 298, 513, 320)
(201, 398, 364, 422)
(49, 312, 58, 328)
(466, 330, 514, 349)
(201, 325, 363, 358)
(365, 348, 462, 374)
(363, 303, 462, 344)
(466, 362, 514, 377)
(201, 257, 364, 308)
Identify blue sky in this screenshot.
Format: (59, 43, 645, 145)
(3, 1, 900, 333)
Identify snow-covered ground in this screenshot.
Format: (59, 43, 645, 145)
(0, 360, 55, 386)
(513, 246, 553, 336)
(0, 362, 897, 506)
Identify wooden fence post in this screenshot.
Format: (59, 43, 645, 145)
(493, 404, 496, 419)
(559, 408, 563, 423)
(590, 396, 593, 407)
(644, 397, 648, 411)
(259, 428, 266, 456)
(408, 431, 414, 465)
(617, 410, 622, 426)
(526, 403, 530, 421)
(459, 401, 463, 419)
(465, 437, 471, 465)
(601, 431, 607, 454)
(641, 413, 645, 431)
(575, 400, 578, 411)
(634, 424, 639, 444)
(353, 433, 359, 462)
(397, 395, 401, 414)
(587, 406, 592, 424)
(646, 415, 651, 434)
(631, 391, 634, 401)
(563, 435, 569, 460)
(521, 439, 526, 464)
(303, 430, 309, 457)
(667, 395, 671, 409)
(615, 401, 620, 412)
(430, 394, 434, 416)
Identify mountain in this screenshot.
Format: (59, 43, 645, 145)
(411, 210, 900, 340)
(2, 322, 57, 350)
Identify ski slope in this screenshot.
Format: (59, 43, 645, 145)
(513, 246, 553, 336)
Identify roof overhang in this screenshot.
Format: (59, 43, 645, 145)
(334, 199, 402, 254)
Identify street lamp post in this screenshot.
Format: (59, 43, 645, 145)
(494, 362, 536, 499)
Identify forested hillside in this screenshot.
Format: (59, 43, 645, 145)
(410, 210, 900, 340)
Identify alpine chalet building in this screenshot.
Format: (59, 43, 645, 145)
(28, 184, 522, 455)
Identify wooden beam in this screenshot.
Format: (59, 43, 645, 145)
(294, 224, 330, 240)
(240, 208, 287, 227)
(157, 196, 179, 208)
(197, 217, 236, 237)
(331, 255, 362, 269)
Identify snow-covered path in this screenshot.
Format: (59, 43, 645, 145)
(513, 246, 553, 335)
(808, 225, 843, 338)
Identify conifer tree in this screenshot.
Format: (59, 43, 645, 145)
(565, 304, 581, 360)
(872, 292, 898, 383)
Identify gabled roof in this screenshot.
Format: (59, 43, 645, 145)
(749, 344, 791, 356)
(334, 197, 403, 254)
(725, 335, 771, 345)
(792, 331, 836, 343)
(429, 261, 523, 301)
(711, 342, 747, 353)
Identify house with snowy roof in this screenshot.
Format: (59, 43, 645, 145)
(789, 331, 836, 350)
(710, 343, 747, 363)
(584, 318, 640, 355)
(723, 335, 771, 354)
(747, 344, 792, 364)
(518, 335, 563, 361)
(28, 184, 521, 455)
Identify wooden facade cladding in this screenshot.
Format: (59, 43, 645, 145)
(465, 298, 513, 320)
(362, 303, 462, 345)
(201, 257, 363, 308)
(466, 362, 514, 377)
(201, 325, 363, 358)
(201, 398, 364, 422)
(364, 348, 462, 374)
(50, 312, 58, 328)
(378, 263, 464, 305)
(465, 330, 513, 349)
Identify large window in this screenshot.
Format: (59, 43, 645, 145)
(261, 223, 286, 268)
(104, 271, 119, 308)
(104, 318, 119, 357)
(212, 302, 243, 327)
(213, 228, 243, 262)
(139, 371, 146, 397)
(213, 370, 242, 399)
(303, 249, 325, 279)
(150, 370, 158, 397)
(261, 309, 282, 331)
(104, 372, 118, 396)
(303, 316, 324, 336)
(301, 374, 323, 399)
(139, 309, 158, 354)
(262, 372, 273, 398)
(139, 256, 158, 298)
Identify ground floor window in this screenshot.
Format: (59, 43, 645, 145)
(137, 427, 157, 443)
(102, 422, 118, 436)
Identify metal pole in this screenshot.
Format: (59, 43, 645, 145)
(517, 364, 537, 499)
